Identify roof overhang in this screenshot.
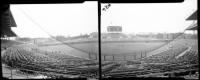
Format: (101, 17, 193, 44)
(186, 10, 197, 20)
(1, 5, 17, 37)
(1, 28, 17, 37)
(186, 23, 198, 30)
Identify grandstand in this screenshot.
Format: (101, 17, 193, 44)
(1, 5, 99, 79)
(101, 10, 198, 79)
(2, 26, 198, 79)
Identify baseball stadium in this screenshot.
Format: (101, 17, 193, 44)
(1, 1, 198, 80)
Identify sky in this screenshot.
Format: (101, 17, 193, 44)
(11, 1, 98, 38)
(101, 0, 197, 34)
(11, 0, 197, 38)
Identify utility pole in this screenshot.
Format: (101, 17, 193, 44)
(99, 3, 111, 79)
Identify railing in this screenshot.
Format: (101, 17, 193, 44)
(88, 51, 148, 61)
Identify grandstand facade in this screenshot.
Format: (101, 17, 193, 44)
(186, 10, 198, 39)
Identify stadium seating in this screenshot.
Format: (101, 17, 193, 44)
(1, 34, 198, 79)
(102, 38, 198, 78)
(2, 44, 125, 78)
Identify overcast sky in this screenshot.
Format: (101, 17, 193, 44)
(11, 1, 98, 38)
(101, 0, 197, 34)
(11, 0, 197, 38)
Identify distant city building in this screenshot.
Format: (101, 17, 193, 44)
(107, 26, 122, 33)
(103, 26, 127, 39)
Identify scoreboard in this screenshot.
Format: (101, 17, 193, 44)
(107, 26, 122, 33)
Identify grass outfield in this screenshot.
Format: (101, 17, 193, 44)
(69, 42, 166, 55)
(34, 39, 197, 60)
(36, 41, 166, 61)
(38, 40, 168, 56)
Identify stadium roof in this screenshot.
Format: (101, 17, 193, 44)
(186, 23, 197, 30)
(186, 10, 197, 20)
(1, 5, 17, 37)
(185, 10, 198, 30)
(9, 10, 17, 27)
(1, 28, 17, 37)
(1, 9, 17, 27)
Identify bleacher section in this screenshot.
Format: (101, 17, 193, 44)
(1, 33, 198, 79)
(103, 39, 198, 78)
(2, 44, 124, 78)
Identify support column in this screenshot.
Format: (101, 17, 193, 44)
(112, 55, 115, 61)
(134, 54, 136, 60)
(104, 55, 106, 61)
(95, 54, 97, 60)
(124, 55, 126, 61)
(145, 51, 147, 57)
(11, 69, 12, 79)
(167, 34, 168, 39)
(89, 52, 91, 59)
(27, 71, 29, 78)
